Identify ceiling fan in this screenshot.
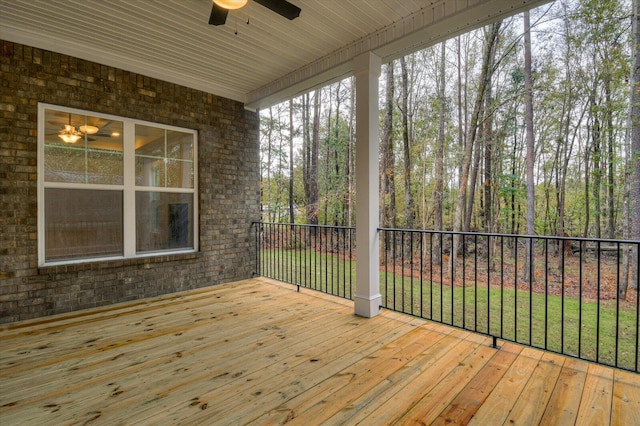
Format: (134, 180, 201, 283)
(47, 118, 115, 143)
(209, 0, 301, 26)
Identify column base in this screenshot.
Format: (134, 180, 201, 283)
(354, 293, 382, 318)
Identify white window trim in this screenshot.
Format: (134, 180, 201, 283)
(37, 103, 199, 267)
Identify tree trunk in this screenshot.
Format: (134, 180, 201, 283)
(523, 10, 536, 281)
(307, 90, 320, 227)
(433, 41, 446, 265)
(483, 88, 495, 234)
(302, 93, 310, 223)
(266, 106, 273, 222)
(381, 62, 396, 229)
(453, 21, 501, 256)
(605, 74, 615, 239)
(591, 87, 602, 239)
(323, 87, 332, 225)
(400, 56, 414, 230)
(347, 77, 355, 227)
(584, 135, 591, 239)
(333, 81, 342, 226)
(288, 99, 295, 224)
(631, 0, 640, 291)
(622, 93, 633, 299)
(511, 124, 518, 237)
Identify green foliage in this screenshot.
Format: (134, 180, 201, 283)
(259, 0, 633, 238)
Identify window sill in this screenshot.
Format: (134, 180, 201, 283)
(38, 251, 202, 274)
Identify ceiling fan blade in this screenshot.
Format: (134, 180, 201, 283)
(209, 4, 229, 26)
(254, 0, 301, 20)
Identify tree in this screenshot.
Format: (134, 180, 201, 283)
(302, 91, 320, 228)
(381, 62, 397, 228)
(453, 21, 502, 255)
(289, 98, 295, 224)
(400, 56, 415, 230)
(433, 41, 446, 264)
(631, 0, 640, 292)
(523, 10, 536, 280)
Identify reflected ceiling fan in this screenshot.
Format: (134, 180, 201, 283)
(209, 0, 301, 26)
(47, 117, 115, 143)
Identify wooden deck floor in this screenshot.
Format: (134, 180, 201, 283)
(1, 278, 639, 425)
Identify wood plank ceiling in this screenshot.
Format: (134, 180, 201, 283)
(0, 0, 551, 110)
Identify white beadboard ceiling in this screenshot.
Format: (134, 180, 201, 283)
(0, 0, 550, 110)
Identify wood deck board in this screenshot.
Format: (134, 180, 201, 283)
(575, 363, 614, 425)
(539, 357, 589, 425)
(393, 337, 500, 424)
(1, 277, 637, 425)
(504, 351, 566, 425)
(612, 369, 640, 425)
(431, 341, 522, 425)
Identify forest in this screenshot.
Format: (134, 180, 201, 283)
(259, 0, 635, 242)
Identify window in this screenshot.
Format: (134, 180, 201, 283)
(38, 104, 198, 265)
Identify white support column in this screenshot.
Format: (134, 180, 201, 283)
(353, 52, 382, 318)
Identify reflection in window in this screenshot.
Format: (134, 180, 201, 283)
(45, 188, 123, 261)
(44, 109, 124, 185)
(136, 192, 193, 253)
(135, 125, 194, 188)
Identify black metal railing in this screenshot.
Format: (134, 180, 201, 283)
(254, 222, 640, 373)
(254, 222, 355, 300)
(379, 228, 640, 373)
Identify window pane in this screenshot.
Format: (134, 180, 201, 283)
(135, 125, 165, 187)
(86, 120, 124, 184)
(44, 145, 86, 183)
(135, 125, 165, 156)
(135, 125, 194, 188)
(167, 159, 194, 188)
(87, 150, 124, 185)
(166, 130, 193, 160)
(167, 130, 194, 188)
(136, 192, 193, 253)
(45, 189, 123, 261)
(44, 109, 123, 184)
(135, 156, 165, 186)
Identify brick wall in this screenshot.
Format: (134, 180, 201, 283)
(0, 41, 261, 323)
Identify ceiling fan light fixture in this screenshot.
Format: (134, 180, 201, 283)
(58, 124, 83, 144)
(213, 0, 248, 10)
(79, 125, 99, 135)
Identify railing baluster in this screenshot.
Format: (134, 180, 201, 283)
(544, 238, 549, 351)
(515, 237, 518, 343)
(529, 236, 533, 346)
(384, 230, 389, 309)
(500, 235, 504, 339)
(635, 244, 639, 373)
(410, 231, 414, 316)
(487, 235, 491, 337)
(429, 233, 434, 320)
(420, 231, 424, 318)
(299, 225, 303, 287)
(597, 240, 601, 363)
(561, 238, 566, 356)
(474, 234, 478, 332)
(615, 241, 620, 368)
(579, 240, 583, 359)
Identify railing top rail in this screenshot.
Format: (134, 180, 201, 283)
(377, 227, 640, 245)
(254, 221, 640, 244)
(253, 221, 355, 231)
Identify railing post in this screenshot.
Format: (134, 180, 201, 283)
(353, 52, 382, 318)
